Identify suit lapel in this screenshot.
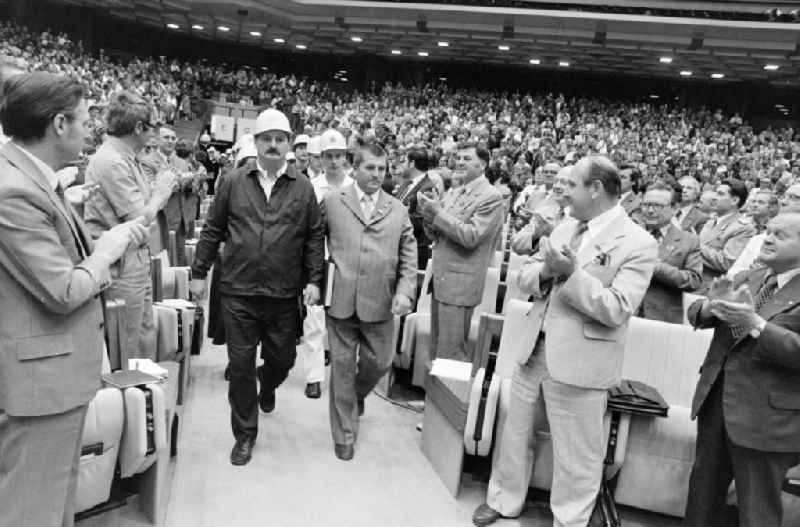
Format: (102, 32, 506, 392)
(759, 273, 800, 321)
(578, 212, 628, 267)
(368, 191, 393, 225)
(341, 185, 368, 225)
(0, 143, 86, 255)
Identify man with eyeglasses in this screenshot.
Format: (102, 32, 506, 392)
(638, 183, 703, 323)
(84, 90, 177, 362)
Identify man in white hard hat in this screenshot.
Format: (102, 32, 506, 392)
(298, 129, 355, 400)
(190, 108, 325, 466)
(293, 133, 311, 174)
(305, 135, 324, 180)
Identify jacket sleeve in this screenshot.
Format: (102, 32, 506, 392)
(431, 191, 504, 250)
(701, 223, 756, 273)
(559, 236, 658, 327)
(687, 298, 719, 329)
(0, 187, 110, 315)
(753, 321, 800, 372)
(191, 173, 230, 279)
(395, 208, 418, 302)
(303, 188, 325, 289)
(652, 236, 703, 291)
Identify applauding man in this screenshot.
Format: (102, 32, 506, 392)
(323, 142, 418, 461)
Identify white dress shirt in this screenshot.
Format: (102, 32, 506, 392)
(577, 204, 624, 253)
(354, 184, 381, 220)
(255, 160, 286, 202)
(311, 172, 354, 203)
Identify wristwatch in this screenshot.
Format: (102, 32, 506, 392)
(749, 318, 767, 339)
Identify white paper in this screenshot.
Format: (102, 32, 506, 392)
(429, 358, 472, 382)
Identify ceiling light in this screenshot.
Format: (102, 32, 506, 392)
(341, 77, 348, 82)
(438, 41, 449, 47)
(529, 58, 540, 65)
(775, 104, 786, 108)
(191, 24, 204, 30)
(418, 51, 429, 57)
(166, 23, 179, 29)
(391, 49, 402, 55)
(558, 61, 570, 67)
(764, 64, 779, 71)
(296, 44, 307, 50)
(439, 77, 447, 81)
(350, 36, 363, 42)
(498, 45, 510, 51)
(710, 73, 724, 79)
(273, 38, 285, 43)
(218, 25, 230, 32)
(659, 57, 673, 64)
(249, 31, 262, 37)
(649, 94, 659, 99)
(679, 70, 692, 76)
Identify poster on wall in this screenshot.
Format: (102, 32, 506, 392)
(236, 118, 258, 141)
(210, 115, 236, 142)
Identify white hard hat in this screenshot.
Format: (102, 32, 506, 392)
(199, 133, 211, 143)
(320, 129, 346, 152)
(293, 134, 311, 147)
(307, 136, 322, 155)
(254, 108, 292, 136)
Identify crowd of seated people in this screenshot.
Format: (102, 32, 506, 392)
(1, 17, 799, 527)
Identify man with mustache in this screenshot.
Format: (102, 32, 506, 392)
(190, 108, 325, 466)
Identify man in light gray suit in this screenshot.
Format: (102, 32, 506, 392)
(473, 156, 657, 526)
(418, 143, 505, 362)
(323, 142, 417, 461)
(0, 73, 148, 527)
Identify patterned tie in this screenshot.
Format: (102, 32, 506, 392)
(569, 220, 589, 252)
(361, 193, 375, 220)
(649, 228, 663, 243)
(730, 273, 779, 340)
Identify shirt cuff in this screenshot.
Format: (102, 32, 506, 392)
(749, 316, 767, 338)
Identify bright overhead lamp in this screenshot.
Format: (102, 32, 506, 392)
(296, 44, 307, 50)
(191, 24, 204, 30)
(649, 94, 659, 99)
(350, 36, 363, 42)
(659, 57, 673, 64)
(218, 25, 230, 32)
(273, 38, 285, 43)
(249, 31, 262, 37)
(529, 58, 540, 65)
(438, 41, 449, 47)
(418, 51, 429, 57)
(391, 49, 402, 55)
(775, 104, 786, 108)
(710, 73, 724, 79)
(439, 77, 447, 81)
(679, 70, 692, 76)
(498, 45, 510, 51)
(764, 64, 780, 71)
(558, 61, 570, 67)
(166, 23, 179, 29)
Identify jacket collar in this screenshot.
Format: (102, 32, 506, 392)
(341, 184, 393, 225)
(577, 211, 630, 267)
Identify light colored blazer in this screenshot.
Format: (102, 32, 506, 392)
(517, 211, 658, 389)
(0, 142, 109, 416)
(324, 186, 418, 322)
(429, 176, 505, 307)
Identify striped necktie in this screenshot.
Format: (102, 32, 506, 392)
(730, 273, 778, 340)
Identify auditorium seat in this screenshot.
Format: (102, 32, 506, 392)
(395, 260, 432, 371)
(75, 347, 124, 514)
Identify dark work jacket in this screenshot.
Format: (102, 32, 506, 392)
(191, 160, 324, 298)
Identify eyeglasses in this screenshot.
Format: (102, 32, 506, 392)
(641, 202, 669, 210)
(140, 120, 160, 130)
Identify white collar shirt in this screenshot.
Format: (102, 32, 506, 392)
(578, 204, 624, 253)
(256, 159, 287, 202)
(354, 184, 381, 219)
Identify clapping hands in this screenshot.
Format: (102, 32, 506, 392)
(539, 237, 577, 279)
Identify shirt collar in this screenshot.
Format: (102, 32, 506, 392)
(776, 267, 800, 289)
(354, 183, 380, 204)
(586, 204, 623, 240)
(717, 210, 737, 224)
(15, 142, 59, 190)
(461, 174, 484, 194)
(256, 159, 288, 180)
(106, 136, 137, 161)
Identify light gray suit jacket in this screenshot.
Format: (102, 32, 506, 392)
(429, 176, 505, 307)
(0, 142, 109, 416)
(518, 210, 658, 389)
(323, 186, 418, 323)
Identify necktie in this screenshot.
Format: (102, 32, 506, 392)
(675, 209, 683, 221)
(649, 228, 663, 243)
(569, 220, 589, 252)
(362, 193, 375, 220)
(730, 273, 778, 340)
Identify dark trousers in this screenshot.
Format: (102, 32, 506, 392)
(221, 294, 298, 442)
(326, 315, 394, 446)
(684, 376, 800, 527)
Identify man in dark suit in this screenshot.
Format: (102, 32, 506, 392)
(675, 175, 709, 233)
(396, 147, 437, 269)
(0, 73, 148, 527)
(684, 211, 800, 527)
(639, 183, 703, 323)
(323, 142, 417, 460)
(418, 143, 505, 362)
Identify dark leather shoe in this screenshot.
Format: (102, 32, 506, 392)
(305, 382, 321, 399)
(334, 443, 354, 461)
(230, 439, 254, 466)
(472, 503, 511, 526)
(357, 398, 365, 417)
(259, 389, 275, 413)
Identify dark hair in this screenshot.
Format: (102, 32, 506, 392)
(0, 72, 85, 141)
(581, 155, 621, 198)
(618, 162, 642, 192)
(105, 90, 153, 137)
(644, 182, 680, 206)
(407, 147, 429, 172)
(175, 138, 194, 159)
(352, 141, 387, 168)
(457, 141, 491, 169)
(721, 178, 749, 208)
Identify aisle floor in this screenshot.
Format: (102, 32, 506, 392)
(80, 336, 689, 527)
